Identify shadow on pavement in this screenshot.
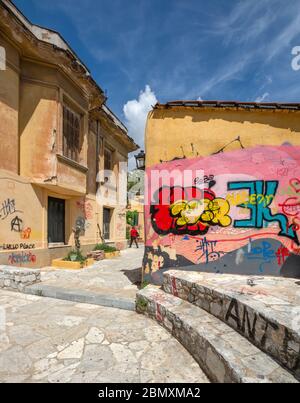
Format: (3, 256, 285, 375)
(122, 267, 142, 287)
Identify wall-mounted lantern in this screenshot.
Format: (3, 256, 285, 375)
(135, 150, 146, 171)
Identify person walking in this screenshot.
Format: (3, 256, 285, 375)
(130, 226, 139, 248)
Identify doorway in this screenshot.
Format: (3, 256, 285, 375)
(103, 208, 112, 240)
(48, 197, 65, 244)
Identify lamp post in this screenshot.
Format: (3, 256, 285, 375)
(135, 150, 146, 170)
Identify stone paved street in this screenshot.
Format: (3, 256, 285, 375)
(36, 247, 144, 305)
(0, 289, 209, 383)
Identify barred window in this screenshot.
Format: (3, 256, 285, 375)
(63, 105, 81, 162)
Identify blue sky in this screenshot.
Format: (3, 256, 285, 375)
(13, 0, 300, 158)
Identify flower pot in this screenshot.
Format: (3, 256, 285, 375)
(104, 251, 121, 259)
(52, 258, 95, 270)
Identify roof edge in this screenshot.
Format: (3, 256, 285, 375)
(1, 0, 106, 101)
(154, 100, 300, 111)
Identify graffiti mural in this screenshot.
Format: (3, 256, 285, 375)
(151, 187, 231, 236)
(144, 145, 300, 283)
(228, 180, 298, 243)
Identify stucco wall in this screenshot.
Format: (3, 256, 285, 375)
(0, 169, 127, 268)
(0, 31, 131, 268)
(0, 170, 44, 266)
(0, 36, 20, 173)
(143, 107, 300, 284)
(20, 80, 58, 180)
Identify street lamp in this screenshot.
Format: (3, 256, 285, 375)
(135, 150, 146, 170)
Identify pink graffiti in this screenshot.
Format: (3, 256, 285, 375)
(76, 201, 93, 220)
(8, 252, 36, 265)
(290, 178, 300, 194)
(278, 197, 300, 217)
(155, 303, 163, 322)
(145, 145, 300, 265)
(171, 276, 179, 297)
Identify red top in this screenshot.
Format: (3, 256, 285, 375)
(130, 229, 139, 238)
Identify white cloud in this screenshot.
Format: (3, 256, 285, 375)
(123, 85, 157, 147)
(255, 92, 269, 102)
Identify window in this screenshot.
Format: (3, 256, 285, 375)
(63, 105, 81, 162)
(104, 148, 113, 171)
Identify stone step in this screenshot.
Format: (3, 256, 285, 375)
(24, 284, 135, 311)
(136, 286, 298, 383)
(163, 270, 300, 380)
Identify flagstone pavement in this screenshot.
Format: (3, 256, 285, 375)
(33, 247, 146, 307)
(0, 289, 209, 383)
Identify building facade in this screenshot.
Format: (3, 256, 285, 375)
(127, 195, 145, 242)
(0, 0, 138, 267)
(127, 170, 145, 242)
(143, 101, 300, 284)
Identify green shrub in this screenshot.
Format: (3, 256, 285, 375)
(141, 280, 150, 289)
(64, 250, 87, 264)
(93, 243, 118, 253)
(126, 210, 139, 226)
(136, 298, 148, 312)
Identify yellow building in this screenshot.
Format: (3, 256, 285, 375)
(144, 100, 300, 283)
(0, 0, 138, 267)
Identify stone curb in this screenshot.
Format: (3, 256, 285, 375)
(24, 284, 136, 311)
(137, 285, 298, 384)
(163, 270, 300, 380)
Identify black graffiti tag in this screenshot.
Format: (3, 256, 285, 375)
(0, 198, 19, 220)
(225, 298, 279, 349)
(11, 216, 23, 233)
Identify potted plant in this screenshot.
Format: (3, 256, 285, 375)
(93, 243, 120, 259)
(52, 225, 94, 269)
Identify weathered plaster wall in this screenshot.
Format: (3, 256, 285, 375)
(144, 107, 300, 284)
(19, 60, 89, 193)
(0, 29, 131, 267)
(0, 170, 109, 268)
(20, 80, 58, 180)
(0, 35, 20, 173)
(0, 170, 45, 267)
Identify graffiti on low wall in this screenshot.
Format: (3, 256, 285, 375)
(8, 252, 37, 265)
(0, 179, 43, 258)
(144, 145, 300, 283)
